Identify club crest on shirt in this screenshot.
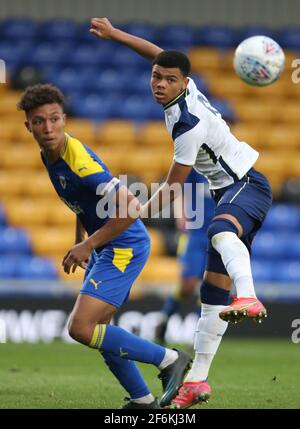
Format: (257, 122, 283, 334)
(59, 176, 67, 189)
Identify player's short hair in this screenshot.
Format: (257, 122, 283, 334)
(152, 50, 191, 77)
(17, 83, 65, 114)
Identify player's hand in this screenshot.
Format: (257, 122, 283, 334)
(62, 241, 93, 274)
(89, 17, 116, 40)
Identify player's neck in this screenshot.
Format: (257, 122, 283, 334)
(42, 134, 67, 165)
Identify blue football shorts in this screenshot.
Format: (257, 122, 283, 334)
(80, 242, 150, 308)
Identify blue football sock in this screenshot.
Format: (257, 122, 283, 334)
(101, 351, 150, 399)
(98, 324, 166, 366)
(162, 295, 181, 318)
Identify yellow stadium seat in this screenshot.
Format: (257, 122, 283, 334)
(147, 228, 165, 256)
(0, 91, 23, 116)
(233, 101, 277, 123)
(280, 102, 300, 124)
(189, 47, 223, 73)
(138, 121, 173, 147)
(139, 256, 179, 282)
(0, 173, 25, 197)
(5, 199, 50, 227)
(97, 120, 137, 146)
(0, 145, 42, 170)
(230, 124, 264, 149)
(208, 75, 249, 100)
(30, 227, 74, 257)
(260, 126, 300, 151)
(24, 173, 58, 198)
(47, 203, 76, 227)
(65, 119, 97, 146)
(0, 120, 17, 141)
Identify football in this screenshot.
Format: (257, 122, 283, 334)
(233, 35, 285, 86)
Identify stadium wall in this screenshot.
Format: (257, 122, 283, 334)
(0, 0, 298, 27)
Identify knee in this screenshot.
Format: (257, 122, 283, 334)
(68, 317, 96, 346)
(207, 218, 238, 242)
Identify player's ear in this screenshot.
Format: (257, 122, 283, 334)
(62, 113, 67, 125)
(25, 120, 32, 133)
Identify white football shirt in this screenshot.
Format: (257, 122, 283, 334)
(164, 78, 259, 190)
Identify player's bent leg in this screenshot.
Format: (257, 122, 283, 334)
(207, 215, 267, 323)
(168, 272, 230, 409)
(68, 294, 116, 345)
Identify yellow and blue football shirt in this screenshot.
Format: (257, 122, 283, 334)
(42, 133, 149, 248)
(42, 133, 150, 307)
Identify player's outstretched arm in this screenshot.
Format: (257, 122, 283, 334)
(90, 17, 162, 61)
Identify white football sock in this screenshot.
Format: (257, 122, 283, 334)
(185, 304, 228, 382)
(158, 348, 178, 370)
(211, 231, 257, 298)
(132, 393, 155, 404)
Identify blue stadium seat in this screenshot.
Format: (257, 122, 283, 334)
(252, 231, 290, 260)
(112, 47, 149, 70)
(67, 43, 114, 68)
(276, 27, 300, 50)
(210, 98, 236, 123)
(251, 259, 274, 282)
(122, 23, 159, 44)
(70, 92, 116, 121)
(0, 18, 38, 41)
(236, 26, 274, 45)
(0, 256, 18, 278)
(272, 261, 300, 283)
(87, 68, 130, 94)
(28, 42, 75, 68)
(76, 22, 107, 44)
(0, 227, 32, 256)
(262, 204, 300, 231)
(194, 26, 237, 48)
(158, 24, 195, 48)
(113, 95, 163, 121)
(36, 19, 78, 42)
(46, 67, 93, 93)
(16, 256, 58, 280)
(0, 41, 31, 69)
(123, 70, 152, 96)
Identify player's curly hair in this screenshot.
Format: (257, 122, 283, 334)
(152, 50, 191, 77)
(17, 83, 65, 114)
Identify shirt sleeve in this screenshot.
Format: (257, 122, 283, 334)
(173, 122, 206, 166)
(82, 170, 121, 196)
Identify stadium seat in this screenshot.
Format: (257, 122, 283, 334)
(158, 24, 195, 48)
(68, 44, 114, 68)
(28, 42, 75, 68)
(0, 92, 24, 117)
(147, 228, 166, 256)
(262, 203, 300, 231)
(0, 41, 32, 70)
(16, 256, 58, 279)
(97, 120, 137, 147)
(122, 23, 158, 44)
(65, 118, 97, 146)
(139, 256, 179, 282)
(30, 227, 74, 257)
(252, 231, 295, 260)
(194, 25, 237, 48)
(251, 259, 274, 282)
(36, 19, 78, 42)
(70, 93, 115, 121)
(261, 126, 300, 151)
(138, 121, 173, 147)
(277, 27, 300, 50)
(189, 47, 223, 73)
(0, 145, 42, 170)
(0, 256, 18, 278)
(0, 120, 17, 141)
(0, 18, 38, 41)
(112, 47, 149, 70)
(230, 124, 264, 149)
(5, 199, 50, 227)
(273, 261, 300, 283)
(0, 227, 32, 256)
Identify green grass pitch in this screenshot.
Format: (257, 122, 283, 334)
(0, 338, 299, 409)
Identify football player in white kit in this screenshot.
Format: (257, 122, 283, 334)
(88, 18, 273, 409)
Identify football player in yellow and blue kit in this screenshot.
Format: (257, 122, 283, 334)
(17, 84, 192, 409)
